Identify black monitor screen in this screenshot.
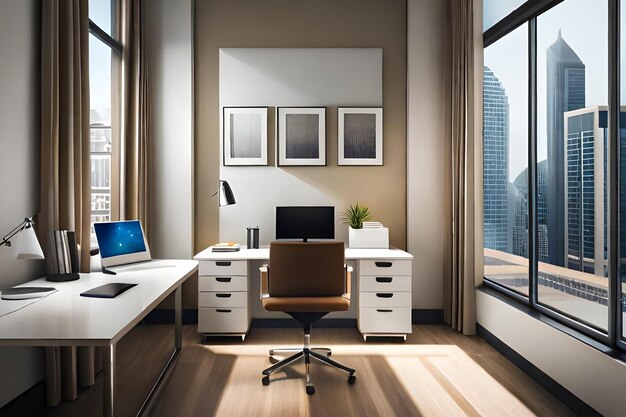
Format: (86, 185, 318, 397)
(276, 206, 335, 241)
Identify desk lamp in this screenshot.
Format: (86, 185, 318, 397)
(1, 217, 44, 259)
(0, 217, 56, 300)
(212, 180, 236, 206)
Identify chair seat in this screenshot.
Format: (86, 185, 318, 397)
(262, 296, 350, 312)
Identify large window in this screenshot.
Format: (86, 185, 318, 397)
(88, 0, 121, 246)
(483, 0, 626, 349)
(483, 24, 529, 296)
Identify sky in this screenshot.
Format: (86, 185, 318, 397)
(484, 0, 624, 181)
(88, 0, 112, 117)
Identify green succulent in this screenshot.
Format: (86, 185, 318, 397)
(342, 203, 372, 229)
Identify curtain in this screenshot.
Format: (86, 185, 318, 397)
(442, 0, 484, 335)
(121, 0, 150, 231)
(40, 0, 98, 406)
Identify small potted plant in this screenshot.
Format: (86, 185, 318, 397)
(342, 203, 389, 249)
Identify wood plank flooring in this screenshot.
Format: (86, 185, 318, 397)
(40, 324, 578, 417)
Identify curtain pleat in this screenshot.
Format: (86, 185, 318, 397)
(40, 0, 96, 406)
(443, 0, 482, 335)
(121, 0, 150, 234)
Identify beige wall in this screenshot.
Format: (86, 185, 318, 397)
(194, 0, 407, 256)
(407, 0, 445, 309)
(0, 0, 46, 406)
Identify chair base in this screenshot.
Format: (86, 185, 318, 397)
(261, 333, 356, 394)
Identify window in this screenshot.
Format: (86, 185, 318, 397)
(88, 0, 121, 246)
(483, 24, 529, 296)
(536, 0, 608, 331)
(483, 0, 626, 350)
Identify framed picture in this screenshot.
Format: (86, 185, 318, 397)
(338, 107, 383, 166)
(223, 107, 268, 166)
(277, 107, 326, 166)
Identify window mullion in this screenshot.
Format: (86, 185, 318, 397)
(608, 0, 621, 347)
(529, 17, 539, 305)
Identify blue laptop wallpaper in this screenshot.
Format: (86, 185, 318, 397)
(94, 221, 147, 259)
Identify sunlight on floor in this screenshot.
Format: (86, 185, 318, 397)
(201, 343, 539, 417)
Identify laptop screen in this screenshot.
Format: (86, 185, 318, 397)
(94, 220, 147, 259)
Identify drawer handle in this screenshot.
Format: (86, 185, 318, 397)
(215, 293, 232, 298)
(216, 309, 231, 313)
(215, 277, 232, 283)
(376, 309, 393, 313)
(216, 261, 232, 267)
(375, 261, 392, 268)
(376, 277, 393, 283)
(376, 293, 393, 298)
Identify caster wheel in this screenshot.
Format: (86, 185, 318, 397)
(262, 376, 270, 386)
(348, 374, 356, 384)
(306, 385, 315, 395)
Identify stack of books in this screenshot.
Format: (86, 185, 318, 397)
(211, 242, 241, 252)
(362, 222, 383, 229)
(49, 230, 79, 273)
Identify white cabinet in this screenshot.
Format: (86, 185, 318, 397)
(197, 260, 250, 340)
(357, 259, 412, 340)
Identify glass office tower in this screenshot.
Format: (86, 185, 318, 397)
(483, 66, 511, 252)
(546, 30, 586, 267)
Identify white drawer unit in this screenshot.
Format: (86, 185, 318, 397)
(357, 258, 412, 341)
(198, 260, 250, 340)
(198, 308, 249, 334)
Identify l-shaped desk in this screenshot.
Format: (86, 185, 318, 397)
(194, 246, 414, 341)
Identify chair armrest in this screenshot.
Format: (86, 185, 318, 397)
(259, 265, 269, 299)
(343, 265, 353, 300)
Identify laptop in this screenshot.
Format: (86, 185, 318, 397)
(93, 220, 174, 274)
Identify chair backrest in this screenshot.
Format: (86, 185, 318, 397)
(268, 241, 345, 297)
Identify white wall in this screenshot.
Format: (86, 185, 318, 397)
(146, 0, 194, 259)
(219, 48, 383, 245)
(477, 291, 626, 417)
(0, 0, 46, 407)
(407, 0, 445, 309)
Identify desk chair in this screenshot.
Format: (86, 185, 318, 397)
(259, 241, 356, 395)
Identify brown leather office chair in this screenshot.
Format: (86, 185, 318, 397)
(259, 241, 356, 395)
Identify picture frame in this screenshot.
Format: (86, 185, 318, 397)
(277, 107, 326, 166)
(223, 107, 268, 166)
(338, 107, 383, 166)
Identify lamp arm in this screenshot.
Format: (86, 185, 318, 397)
(0, 218, 32, 247)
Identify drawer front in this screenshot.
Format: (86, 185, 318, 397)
(199, 260, 247, 276)
(198, 307, 249, 333)
(358, 307, 411, 334)
(198, 291, 248, 308)
(359, 291, 411, 308)
(360, 259, 411, 276)
(360, 275, 411, 292)
(199, 275, 247, 292)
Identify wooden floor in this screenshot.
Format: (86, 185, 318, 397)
(41, 324, 578, 417)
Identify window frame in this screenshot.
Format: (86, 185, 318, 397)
(88, 2, 123, 226)
(482, 0, 625, 352)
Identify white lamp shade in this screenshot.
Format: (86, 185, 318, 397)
(14, 226, 45, 260)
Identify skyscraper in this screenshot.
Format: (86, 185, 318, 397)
(546, 30, 585, 267)
(483, 66, 510, 252)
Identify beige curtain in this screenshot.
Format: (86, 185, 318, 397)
(443, 0, 484, 335)
(40, 0, 99, 406)
(121, 0, 150, 231)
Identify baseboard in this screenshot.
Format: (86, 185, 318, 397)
(477, 324, 602, 417)
(251, 318, 357, 328)
(411, 309, 443, 324)
(0, 382, 45, 417)
(142, 308, 444, 326)
(142, 308, 198, 325)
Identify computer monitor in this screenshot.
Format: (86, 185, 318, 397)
(275, 206, 335, 242)
(93, 220, 152, 268)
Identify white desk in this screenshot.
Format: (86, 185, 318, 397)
(0, 259, 198, 417)
(194, 247, 413, 340)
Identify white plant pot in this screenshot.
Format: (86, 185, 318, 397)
(348, 227, 389, 249)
